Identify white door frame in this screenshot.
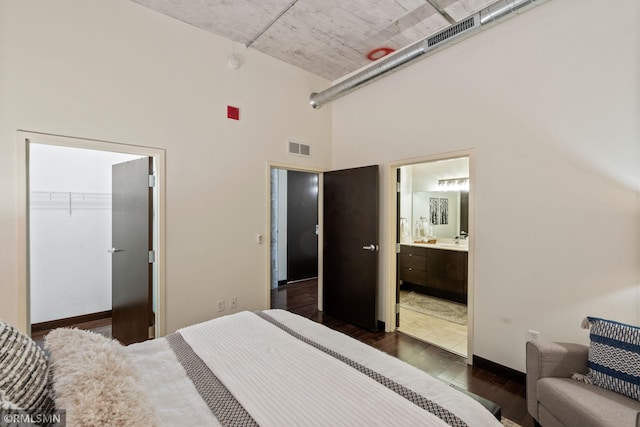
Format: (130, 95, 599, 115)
(16, 130, 166, 338)
(383, 149, 475, 362)
(265, 162, 325, 310)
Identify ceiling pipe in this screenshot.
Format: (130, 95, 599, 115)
(310, 0, 542, 109)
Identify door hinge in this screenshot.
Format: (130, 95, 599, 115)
(149, 174, 156, 188)
(148, 250, 156, 263)
(395, 243, 401, 254)
(396, 303, 400, 314)
(396, 182, 401, 192)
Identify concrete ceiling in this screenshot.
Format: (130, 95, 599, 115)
(130, 0, 500, 81)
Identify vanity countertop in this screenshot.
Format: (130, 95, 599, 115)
(401, 241, 469, 252)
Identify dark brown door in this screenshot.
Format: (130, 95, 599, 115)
(323, 165, 379, 330)
(287, 171, 318, 282)
(111, 157, 153, 345)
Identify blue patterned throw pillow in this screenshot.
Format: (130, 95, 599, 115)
(585, 317, 640, 400)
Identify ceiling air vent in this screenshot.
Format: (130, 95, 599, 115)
(288, 140, 311, 157)
(427, 16, 478, 48)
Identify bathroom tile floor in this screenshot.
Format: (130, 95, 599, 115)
(397, 307, 468, 357)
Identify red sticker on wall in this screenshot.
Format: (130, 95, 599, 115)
(227, 106, 239, 120)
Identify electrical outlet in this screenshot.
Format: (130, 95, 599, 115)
(229, 296, 237, 309)
(526, 329, 540, 342)
(217, 299, 225, 312)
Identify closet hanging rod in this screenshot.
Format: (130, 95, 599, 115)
(30, 191, 112, 199)
(30, 191, 112, 216)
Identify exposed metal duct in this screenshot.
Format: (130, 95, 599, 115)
(309, 0, 541, 109)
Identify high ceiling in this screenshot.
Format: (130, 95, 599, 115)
(130, 0, 501, 81)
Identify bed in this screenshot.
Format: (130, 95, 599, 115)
(2, 310, 503, 426)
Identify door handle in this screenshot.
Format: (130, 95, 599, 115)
(362, 244, 379, 251)
(108, 247, 123, 254)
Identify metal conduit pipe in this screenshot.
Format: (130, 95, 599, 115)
(479, 0, 538, 24)
(309, 40, 429, 109)
(309, 0, 540, 109)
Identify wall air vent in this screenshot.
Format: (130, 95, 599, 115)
(427, 16, 477, 48)
(288, 140, 311, 157)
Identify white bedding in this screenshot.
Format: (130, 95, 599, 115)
(126, 338, 220, 426)
(127, 310, 501, 427)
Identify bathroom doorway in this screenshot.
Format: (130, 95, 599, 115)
(394, 155, 472, 357)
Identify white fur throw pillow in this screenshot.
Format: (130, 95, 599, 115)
(45, 329, 158, 427)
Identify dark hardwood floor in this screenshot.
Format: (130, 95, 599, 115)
(34, 280, 533, 425)
(272, 279, 534, 427)
(32, 317, 112, 348)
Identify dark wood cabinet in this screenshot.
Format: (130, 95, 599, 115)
(399, 244, 468, 303)
(399, 245, 427, 286)
(426, 249, 467, 295)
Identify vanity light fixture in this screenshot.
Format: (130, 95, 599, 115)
(438, 177, 469, 191)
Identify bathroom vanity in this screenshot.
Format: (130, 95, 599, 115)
(399, 243, 468, 303)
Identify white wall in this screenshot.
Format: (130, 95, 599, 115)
(332, 0, 640, 371)
(29, 144, 142, 323)
(0, 0, 332, 333)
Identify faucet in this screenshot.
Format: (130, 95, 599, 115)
(454, 231, 468, 244)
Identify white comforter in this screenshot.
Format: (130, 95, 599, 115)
(127, 310, 501, 427)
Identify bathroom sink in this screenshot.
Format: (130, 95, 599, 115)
(437, 243, 466, 248)
(409, 241, 467, 250)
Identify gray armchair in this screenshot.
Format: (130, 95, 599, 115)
(526, 341, 640, 427)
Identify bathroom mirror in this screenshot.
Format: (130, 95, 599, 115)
(411, 191, 468, 239)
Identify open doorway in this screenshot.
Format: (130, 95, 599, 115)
(29, 144, 145, 343)
(269, 166, 319, 310)
(268, 163, 380, 331)
(395, 156, 471, 357)
(16, 131, 165, 342)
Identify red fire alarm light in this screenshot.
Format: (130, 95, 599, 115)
(366, 47, 395, 61)
(227, 105, 240, 120)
